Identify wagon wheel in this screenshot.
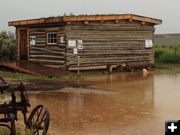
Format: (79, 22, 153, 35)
(27, 105, 50, 135)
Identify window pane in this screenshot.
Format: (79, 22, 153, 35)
(51, 38, 54, 43)
(48, 39, 51, 43)
(47, 33, 57, 44)
(54, 38, 57, 43)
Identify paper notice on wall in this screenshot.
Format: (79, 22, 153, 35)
(145, 40, 153, 48)
(77, 40, 83, 50)
(30, 36, 36, 45)
(60, 37, 64, 44)
(68, 40, 76, 48)
(73, 48, 78, 54)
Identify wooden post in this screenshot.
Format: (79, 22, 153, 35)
(77, 55, 80, 75)
(107, 64, 113, 73)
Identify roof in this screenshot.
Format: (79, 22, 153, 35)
(8, 14, 162, 27)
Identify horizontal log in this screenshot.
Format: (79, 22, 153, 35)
(67, 50, 153, 54)
(66, 30, 153, 35)
(83, 40, 145, 44)
(30, 51, 65, 56)
(29, 32, 46, 35)
(66, 23, 153, 27)
(29, 35, 46, 38)
(67, 60, 152, 67)
(30, 47, 65, 54)
(29, 59, 65, 65)
(66, 35, 153, 40)
(35, 41, 46, 44)
(66, 38, 153, 42)
(81, 45, 146, 49)
(67, 53, 153, 58)
(68, 65, 107, 71)
(67, 59, 152, 65)
(30, 44, 46, 47)
(35, 37, 46, 41)
(30, 27, 64, 32)
(67, 55, 151, 60)
(66, 25, 154, 31)
(29, 55, 65, 60)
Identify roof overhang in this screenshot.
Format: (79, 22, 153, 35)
(8, 14, 162, 27)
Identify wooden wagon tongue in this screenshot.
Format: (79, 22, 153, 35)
(0, 77, 50, 135)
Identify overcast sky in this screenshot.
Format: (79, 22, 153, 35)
(0, 0, 179, 34)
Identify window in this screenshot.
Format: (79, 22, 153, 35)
(47, 33, 57, 44)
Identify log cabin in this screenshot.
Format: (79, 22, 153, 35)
(8, 14, 162, 71)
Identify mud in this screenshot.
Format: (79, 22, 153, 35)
(3, 71, 180, 135)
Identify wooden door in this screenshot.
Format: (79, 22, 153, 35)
(20, 30, 28, 60)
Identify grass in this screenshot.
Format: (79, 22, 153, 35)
(0, 129, 22, 135)
(0, 69, 102, 82)
(155, 44, 180, 64)
(155, 63, 180, 74)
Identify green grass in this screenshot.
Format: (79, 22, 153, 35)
(155, 44, 180, 64)
(0, 70, 102, 82)
(0, 129, 22, 135)
(155, 63, 180, 74)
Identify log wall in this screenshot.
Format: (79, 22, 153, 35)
(28, 26, 66, 68)
(65, 22, 155, 70)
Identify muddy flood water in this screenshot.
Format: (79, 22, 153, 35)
(21, 72, 180, 135)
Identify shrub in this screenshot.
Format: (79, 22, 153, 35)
(0, 31, 16, 61)
(154, 49, 164, 60)
(158, 53, 180, 63)
(155, 44, 180, 64)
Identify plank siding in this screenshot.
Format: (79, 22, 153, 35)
(65, 22, 155, 69)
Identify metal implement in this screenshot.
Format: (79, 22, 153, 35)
(0, 76, 50, 135)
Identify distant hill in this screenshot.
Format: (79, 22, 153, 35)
(155, 33, 180, 46)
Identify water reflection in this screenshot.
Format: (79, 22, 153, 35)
(28, 72, 155, 135)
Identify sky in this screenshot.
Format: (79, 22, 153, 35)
(0, 0, 179, 34)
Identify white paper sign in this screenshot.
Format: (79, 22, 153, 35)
(68, 40, 76, 48)
(60, 37, 64, 43)
(73, 48, 78, 54)
(30, 36, 36, 46)
(145, 40, 153, 48)
(77, 40, 83, 50)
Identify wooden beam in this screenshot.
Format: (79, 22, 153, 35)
(141, 21, 146, 25)
(66, 21, 71, 25)
(115, 19, 119, 24)
(0, 62, 40, 76)
(84, 21, 89, 25)
(100, 20, 104, 23)
(8, 14, 162, 27)
(129, 19, 133, 22)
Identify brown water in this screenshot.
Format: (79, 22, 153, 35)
(26, 72, 180, 135)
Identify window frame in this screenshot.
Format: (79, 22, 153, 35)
(47, 32, 58, 45)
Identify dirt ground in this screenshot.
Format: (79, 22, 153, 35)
(25, 80, 88, 91)
(6, 79, 88, 92)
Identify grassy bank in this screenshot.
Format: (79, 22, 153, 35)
(154, 44, 180, 73)
(0, 129, 30, 135)
(0, 70, 102, 82)
(155, 63, 180, 74)
(155, 44, 180, 64)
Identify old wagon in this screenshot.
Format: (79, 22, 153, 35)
(0, 77, 50, 135)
